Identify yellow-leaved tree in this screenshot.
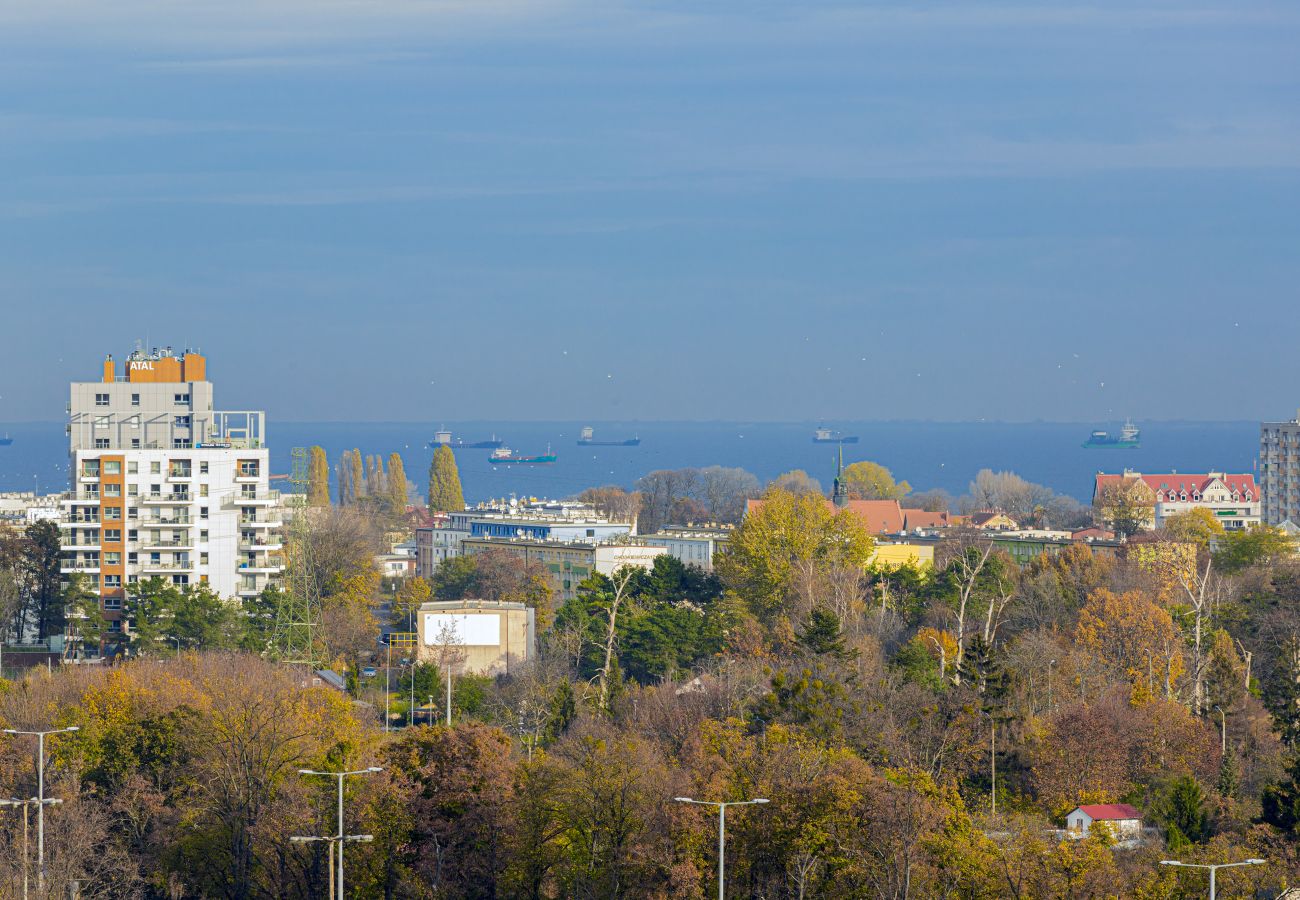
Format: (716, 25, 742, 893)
(717, 488, 874, 625)
(1076, 588, 1184, 700)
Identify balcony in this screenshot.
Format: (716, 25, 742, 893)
(78, 472, 101, 484)
(238, 560, 284, 574)
(167, 469, 194, 482)
(141, 492, 191, 505)
(60, 517, 101, 528)
(141, 538, 194, 550)
(141, 516, 194, 528)
(224, 491, 280, 508)
(140, 560, 193, 573)
(239, 538, 284, 553)
(62, 535, 102, 550)
(61, 492, 102, 504)
(62, 560, 102, 573)
(234, 470, 262, 484)
(239, 514, 284, 529)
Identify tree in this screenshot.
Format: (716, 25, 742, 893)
(432, 555, 479, 601)
(1075, 588, 1183, 699)
(840, 460, 911, 501)
(307, 445, 330, 507)
(428, 445, 465, 513)
(797, 608, 852, 659)
(1160, 776, 1208, 846)
(1095, 478, 1155, 537)
(1163, 508, 1225, 548)
(392, 577, 432, 629)
(576, 486, 641, 526)
(387, 452, 409, 513)
(1215, 524, 1295, 574)
(769, 470, 823, 496)
(64, 573, 106, 656)
(718, 488, 875, 625)
(349, 448, 365, 503)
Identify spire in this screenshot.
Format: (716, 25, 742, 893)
(832, 444, 847, 508)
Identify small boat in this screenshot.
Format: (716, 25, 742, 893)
(1082, 419, 1141, 449)
(0, 435, 11, 447)
(812, 426, 859, 444)
(428, 427, 505, 450)
(577, 426, 640, 447)
(489, 445, 557, 465)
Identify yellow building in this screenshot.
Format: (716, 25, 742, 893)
(868, 541, 935, 569)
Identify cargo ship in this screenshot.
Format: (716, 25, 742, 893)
(488, 445, 557, 465)
(428, 428, 505, 450)
(0, 436, 11, 447)
(813, 426, 859, 444)
(1082, 419, 1140, 449)
(577, 426, 640, 447)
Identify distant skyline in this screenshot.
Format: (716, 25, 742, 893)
(1, 1, 1298, 423)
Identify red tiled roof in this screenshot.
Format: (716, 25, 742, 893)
(746, 498, 904, 534)
(1094, 472, 1257, 501)
(902, 509, 951, 530)
(1076, 803, 1141, 821)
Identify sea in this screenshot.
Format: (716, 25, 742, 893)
(0, 420, 1262, 506)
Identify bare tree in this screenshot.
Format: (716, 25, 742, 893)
(595, 567, 639, 711)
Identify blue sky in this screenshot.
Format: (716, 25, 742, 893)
(0, 1, 1297, 422)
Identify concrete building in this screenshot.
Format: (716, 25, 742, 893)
(415, 498, 635, 579)
(641, 526, 732, 570)
(460, 536, 667, 602)
(0, 492, 65, 526)
(416, 599, 535, 675)
(1093, 470, 1260, 531)
(1262, 410, 1300, 525)
(60, 347, 283, 641)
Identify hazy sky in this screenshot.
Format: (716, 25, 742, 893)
(1, 1, 1298, 422)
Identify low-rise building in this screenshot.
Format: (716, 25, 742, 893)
(641, 526, 732, 570)
(1093, 470, 1260, 531)
(1065, 804, 1143, 840)
(461, 536, 667, 602)
(416, 599, 535, 675)
(868, 542, 935, 569)
(0, 492, 65, 526)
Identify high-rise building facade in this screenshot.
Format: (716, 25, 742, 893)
(1261, 410, 1300, 525)
(60, 347, 283, 642)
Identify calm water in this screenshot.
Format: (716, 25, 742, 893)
(0, 419, 1260, 504)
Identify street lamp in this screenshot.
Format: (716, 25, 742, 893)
(1214, 704, 1227, 755)
(4, 725, 79, 894)
(298, 767, 383, 900)
(0, 797, 61, 900)
(675, 797, 769, 900)
(1160, 858, 1265, 899)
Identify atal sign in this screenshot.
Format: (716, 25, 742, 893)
(129, 361, 155, 372)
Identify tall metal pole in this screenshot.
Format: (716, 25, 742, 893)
(336, 775, 344, 900)
(328, 840, 335, 900)
(717, 804, 725, 900)
(384, 644, 391, 733)
(37, 733, 45, 896)
(1209, 867, 1216, 900)
(445, 664, 452, 727)
(23, 800, 30, 900)
(409, 661, 415, 728)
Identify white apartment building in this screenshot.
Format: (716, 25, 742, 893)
(1261, 411, 1300, 526)
(60, 347, 283, 640)
(641, 526, 733, 570)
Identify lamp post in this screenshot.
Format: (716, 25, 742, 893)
(1047, 659, 1056, 711)
(5, 725, 79, 894)
(1160, 858, 1265, 899)
(0, 797, 60, 900)
(1214, 704, 1227, 755)
(298, 767, 382, 900)
(675, 797, 769, 900)
(384, 643, 391, 734)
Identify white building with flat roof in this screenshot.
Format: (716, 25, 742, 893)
(60, 347, 283, 644)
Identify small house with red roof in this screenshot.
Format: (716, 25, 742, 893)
(1093, 470, 1260, 532)
(1066, 803, 1143, 840)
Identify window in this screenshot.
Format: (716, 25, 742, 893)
(200, 484, 209, 497)
(104, 529, 121, 543)
(131, 439, 140, 448)
(103, 460, 121, 475)
(200, 530, 209, 543)
(129, 415, 139, 429)
(107, 620, 122, 632)
(104, 507, 122, 521)
(200, 552, 209, 565)
(104, 593, 122, 608)
(95, 415, 110, 429)
(199, 461, 209, 475)
(131, 393, 140, 407)
(127, 552, 137, 564)
(104, 552, 121, 566)
(172, 575, 189, 586)
(200, 507, 209, 520)
(127, 507, 138, 520)
(174, 393, 190, 404)
(127, 485, 138, 497)
(127, 574, 138, 585)
(127, 461, 138, 474)
(151, 462, 161, 474)
(82, 460, 100, 477)
(172, 439, 188, 449)
(239, 461, 260, 477)
(95, 393, 110, 406)
(174, 415, 191, 428)
(103, 484, 121, 497)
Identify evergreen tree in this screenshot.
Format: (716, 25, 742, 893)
(1161, 776, 1208, 844)
(797, 607, 852, 659)
(388, 452, 408, 512)
(308, 445, 330, 507)
(428, 445, 465, 513)
(1218, 745, 1240, 799)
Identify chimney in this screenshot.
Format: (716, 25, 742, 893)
(102, 355, 115, 383)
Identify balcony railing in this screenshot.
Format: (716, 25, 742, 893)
(141, 516, 194, 527)
(141, 492, 191, 504)
(139, 561, 193, 572)
(239, 514, 284, 527)
(61, 492, 102, 503)
(239, 539, 284, 552)
(224, 491, 281, 508)
(141, 539, 193, 549)
(61, 517, 101, 527)
(63, 561, 102, 571)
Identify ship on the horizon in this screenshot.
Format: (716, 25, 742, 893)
(428, 428, 505, 450)
(0, 435, 11, 447)
(488, 445, 557, 465)
(577, 426, 640, 447)
(813, 426, 859, 444)
(1082, 419, 1141, 449)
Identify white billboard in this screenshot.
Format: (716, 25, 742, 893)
(423, 613, 501, 646)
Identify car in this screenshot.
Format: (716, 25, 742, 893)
(361, 666, 378, 678)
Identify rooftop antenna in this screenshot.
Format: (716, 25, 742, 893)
(832, 444, 847, 507)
